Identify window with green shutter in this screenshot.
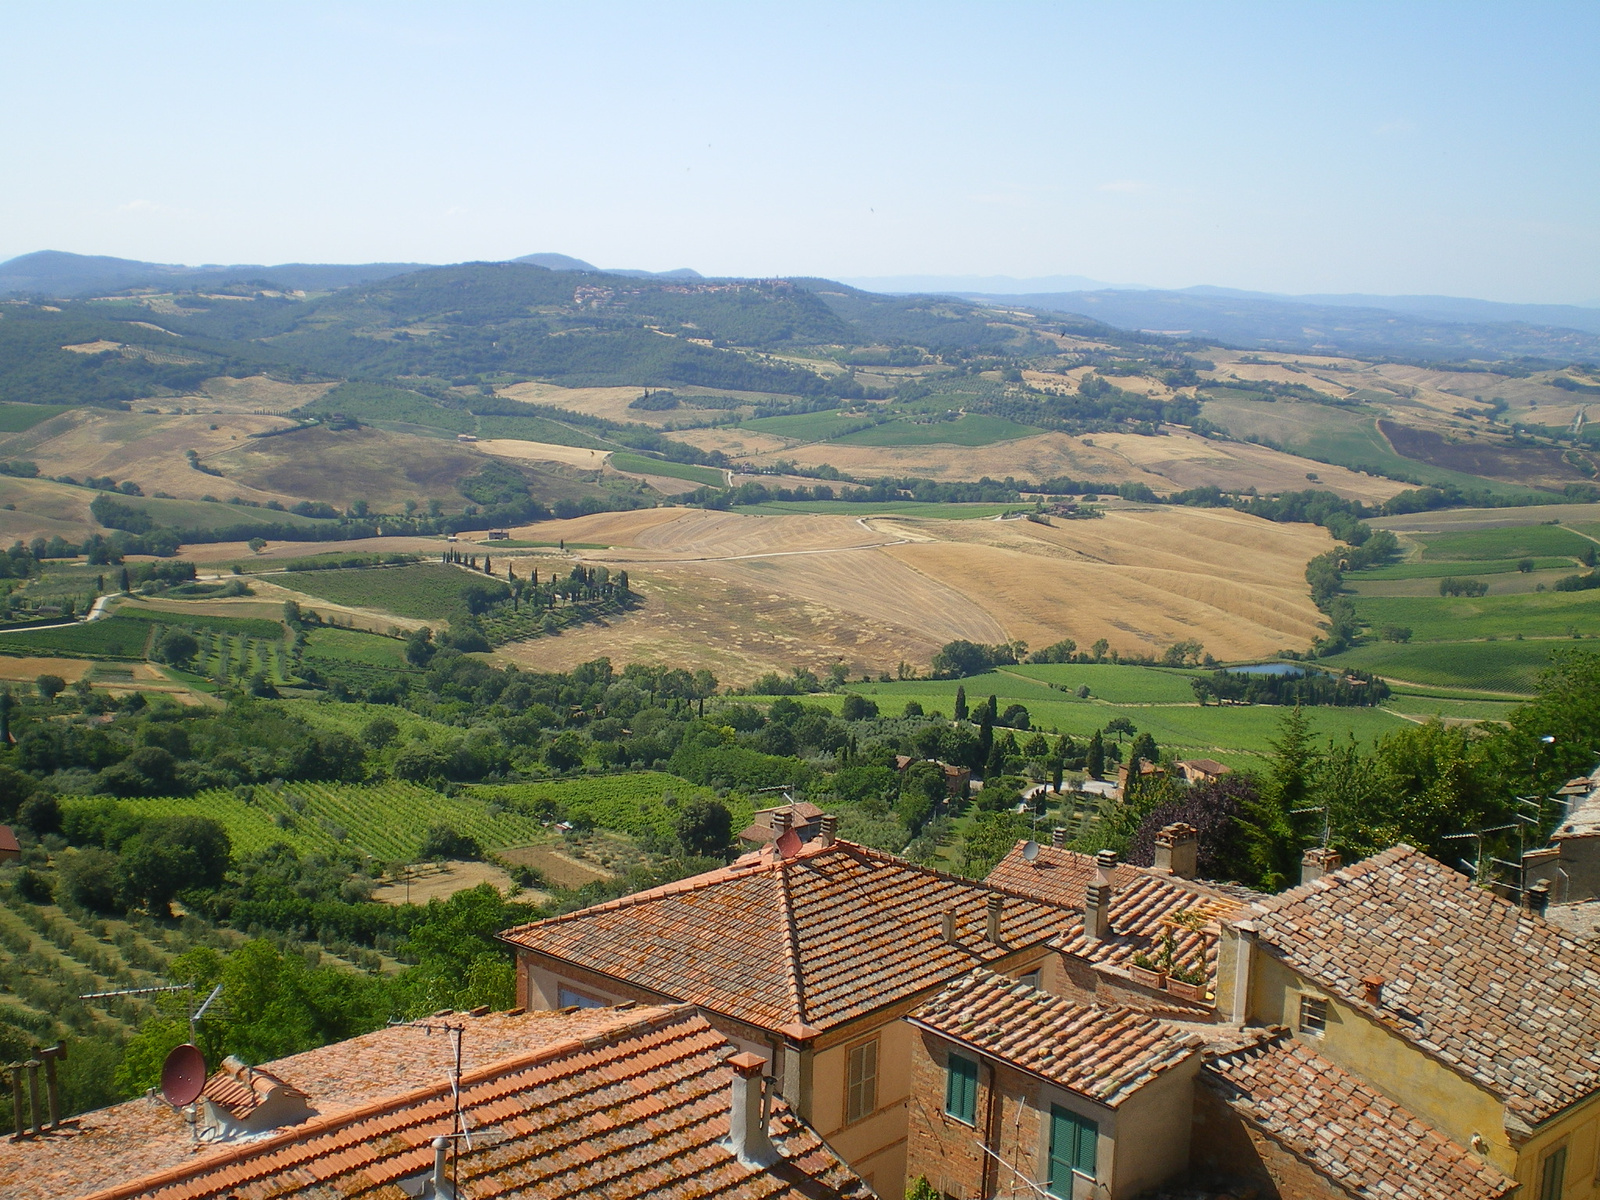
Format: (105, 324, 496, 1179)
(945, 1053, 978, 1124)
(1047, 1104, 1098, 1196)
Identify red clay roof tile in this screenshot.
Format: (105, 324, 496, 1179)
(910, 969, 1201, 1107)
(1204, 1030, 1516, 1200)
(500, 839, 1069, 1032)
(1248, 844, 1600, 1125)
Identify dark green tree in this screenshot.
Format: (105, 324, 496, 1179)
(1085, 730, 1105, 779)
(675, 798, 734, 858)
(954, 685, 968, 722)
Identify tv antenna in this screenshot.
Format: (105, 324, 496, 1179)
(398, 1018, 472, 1194)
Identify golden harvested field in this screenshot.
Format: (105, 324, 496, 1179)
(497, 381, 676, 426)
(0, 408, 299, 504)
(667, 426, 794, 458)
(0, 476, 99, 542)
(736, 426, 1399, 502)
(195, 375, 339, 414)
(178, 535, 448, 564)
(492, 505, 1332, 684)
(475, 439, 611, 470)
(372, 860, 522, 905)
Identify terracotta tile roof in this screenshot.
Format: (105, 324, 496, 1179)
(1248, 844, 1600, 1125)
(200, 1057, 306, 1120)
(0, 1006, 699, 1200)
(500, 839, 1069, 1032)
(910, 969, 1201, 1107)
(1203, 1030, 1516, 1200)
(987, 842, 1254, 1001)
(66, 1006, 870, 1200)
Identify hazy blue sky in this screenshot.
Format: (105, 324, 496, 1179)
(3, 2, 1595, 302)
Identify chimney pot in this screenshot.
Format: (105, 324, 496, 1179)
(1153, 822, 1199, 879)
(1051, 827, 1067, 849)
(986, 894, 1003, 943)
(1361, 975, 1385, 1007)
(1525, 880, 1551, 918)
(1300, 846, 1342, 885)
(1084, 882, 1112, 940)
(431, 1136, 450, 1197)
(725, 1053, 778, 1168)
(942, 909, 958, 944)
(818, 813, 838, 847)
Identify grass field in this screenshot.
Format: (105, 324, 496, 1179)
(0, 615, 155, 659)
(820, 672, 1418, 765)
(119, 494, 331, 533)
(1350, 593, 1600, 643)
(609, 453, 725, 487)
(1415, 525, 1598, 561)
(741, 411, 888, 441)
(473, 414, 614, 449)
(275, 564, 476, 623)
(0, 403, 63, 433)
(117, 605, 286, 640)
(301, 627, 411, 668)
(1359, 557, 1575, 580)
(1322, 638, 1564, 695)
(830, 414, 1041, 447)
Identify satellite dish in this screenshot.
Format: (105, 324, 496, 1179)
(1022, 840, 1041, 863)
(160, 1043, 206, 1107)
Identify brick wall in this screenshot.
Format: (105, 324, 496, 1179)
(906, 1028, 1044, 1199)
(1189, 1084, 1352, 1200)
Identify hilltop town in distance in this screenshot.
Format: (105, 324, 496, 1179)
(0, 248, 1597, 1200)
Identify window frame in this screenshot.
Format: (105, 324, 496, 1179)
(944, 1051, 979, 1126)
(1046, 1103, 1098, 1196)
(1298, 994, 1329, 1036)
(845, 1038, 879, 1125)
(1539, 1143, 1567, 1200)
(556, 985, 607, 1009)
(1019, 970, 1042, 991)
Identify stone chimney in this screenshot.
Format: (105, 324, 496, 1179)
(942, 909, 958, 944)
(724, 1052, 778, 1168)
(1525, 880, 1551, 918)
(817, 813, 838, 848)
(1153, 823, 1199, 879)
(770, 810, 790, 839)
(1084, 882, 1112, 940)
(986, 895, 1003, 944)
(1085, 851, 1116, 940)
(1051, 827, 1068, 849)
(1301, 846, 1342, 885)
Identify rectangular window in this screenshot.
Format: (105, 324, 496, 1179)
(945, 1052, 978, 1125)
(1540, 1145, 1566, 1200)
(1298, 995, 1328, 1035)
(1019, 970, 1041, 990)
(557, 986, 605, 1009)
(1047, 1105, 1097, 1195)
(846, 1039, 879, 1124)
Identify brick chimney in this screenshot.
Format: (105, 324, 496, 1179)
(770, 810, 790, 839)
(1051, 827, 1068, 849)
(1153, 822, 1199, 879)
(942, 909, 958, 944)
(1525, 880, 1551, 918)
(1301, 846, 1342, 885)
(1085, 852, 1116, 941)
(724, 1052, 778, 1168)
(1361, 975, 1385, 1007)
(817, 813, 838, 847)
(986, 894, 1003, 943)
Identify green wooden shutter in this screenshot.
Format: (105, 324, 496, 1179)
(1048, 1105, 1098, 1196)
(945, 1053, 978, 1123)
(1540, 1146, 1567, 1200)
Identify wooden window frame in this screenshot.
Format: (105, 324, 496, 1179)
(845, 1038, 879, 1125)
(1046, 1103, 1098, 1196)
(1539, 1142, 1567, 1200)
(944, 1051, 978, 1126)
(1298, 994, 1328, 1036)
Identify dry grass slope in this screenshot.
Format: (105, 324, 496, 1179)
(490, 506, 1330, 684)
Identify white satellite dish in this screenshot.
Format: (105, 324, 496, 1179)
(1021, 840, 1041, 863)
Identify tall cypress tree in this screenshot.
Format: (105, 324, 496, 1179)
(1086, 730, 1105, 779)
(954, 685, 968, 722)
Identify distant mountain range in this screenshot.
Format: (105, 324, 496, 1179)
(2, 249, 1595, 364)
